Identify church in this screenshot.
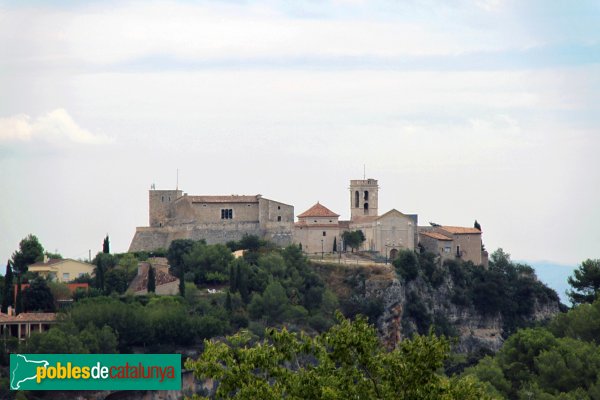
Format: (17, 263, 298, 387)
(293, 178, 418, 260)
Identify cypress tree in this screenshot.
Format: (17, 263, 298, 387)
(147, 265, 156, 293)
(179, 264, 185, 297)
(103, 235, 110, 254)
(229, 265, 237, 293)
(333, 237, 337, 253)
(15, 276, 23, 315)
(225, 291, 232, 312)
(1, 260, 14, 313)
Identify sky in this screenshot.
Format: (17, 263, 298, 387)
(0, 0, 599, 270)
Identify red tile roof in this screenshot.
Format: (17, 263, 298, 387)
(0, 313, 57, 323)
(298, 202, 339, 218)
(441, 226, 482, 234)
(420, 231, 453, 241)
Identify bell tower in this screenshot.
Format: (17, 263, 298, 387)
(349, 178, 379, 220)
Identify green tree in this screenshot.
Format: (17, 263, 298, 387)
(393, 249, 419, 281)
(22, 278, 56, 312)
(1, 260, 14, 313)
(15, 281, 23, 314)
(11, 234, 45, 276)
(342, 230, 366, 252)
(93, 252, 116, 292)
(567, 259, 600, 305)
(474, 220, 482, 231)
(44, 251, 63, 260)
(333, 236, 337, 253)
(105, 268, 130, 294)
(186, 313, 489, 400)
(148, 265, 156, 293)
(12, 234, 44, 314)
(103, 235, 110, 254)
(167, 239, 195, 296)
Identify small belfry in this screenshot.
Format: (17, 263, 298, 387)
(349, 178, 379, 219)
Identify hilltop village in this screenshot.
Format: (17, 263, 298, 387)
(129, 178, 487, 266)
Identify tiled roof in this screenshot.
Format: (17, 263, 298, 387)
(0, 313, 57, 322)
(298, 202, 339, 218)
(128, 262, 179, 293)
(420, 231, 453, 241)
(295, 222, 340, 228)
(441, 226, 482, 234)
(29, 259, 65, 267)
(188, 195, 259, 204)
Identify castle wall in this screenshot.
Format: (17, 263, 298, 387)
(149, 190, 182, 227)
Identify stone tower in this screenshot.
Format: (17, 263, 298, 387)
(149, 189, 183, 227)
(349, 178, 379, 219)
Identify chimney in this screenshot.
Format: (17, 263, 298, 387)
(43, 254, 49, 263)
(7, 306, 14, 316)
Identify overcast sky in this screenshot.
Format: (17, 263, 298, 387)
(1, 0, 599, 270)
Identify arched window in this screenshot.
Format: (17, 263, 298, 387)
(355, 191, 359, 207)
(364, 202, 369, 214)
(364, 190, 369, 201)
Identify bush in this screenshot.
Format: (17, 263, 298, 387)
(393, 250, 419, 281)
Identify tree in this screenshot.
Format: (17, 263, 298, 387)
(147, 265, 156, 293)
(166, 239, 195, 296)
(333, 237, 337, 253)
(1, 260, 14, 313)
(15, 279, 23, 315)
(93, 252, 116, 292)
(44, 251, 63, 260)
(393, 249, 419, 281)
(186, 313, 489, 399)
(342, 230, 366, 252)
(474, 220, 481, 231)
(103, 235, 110, 254)
(22, 278, 56, 312)
(12, 234, 44, 277)
(568, 259, 600, 305)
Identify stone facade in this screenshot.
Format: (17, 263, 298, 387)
(418, 226, 485, 266)
(294, 178, 418, 259)
(350, 179, 379, 219)
(129, 189, 294, 252)
(294, 203, 342, 255)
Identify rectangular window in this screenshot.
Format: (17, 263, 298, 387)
(443, 247, 451, 253)
(62, 273, 70, 281)
(323, 231, 326, 236)
(221, 209, 233, 219)
(277, 216, 282, 222)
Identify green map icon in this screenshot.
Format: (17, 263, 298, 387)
(10, 354, 49, 390)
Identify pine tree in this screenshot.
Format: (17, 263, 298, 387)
(103, 235, 110, 254)
(1, 260, 14, 313)
(474, 220, 482, 231)
(333, 237, 337, 253)
(147, 265, 156, 293)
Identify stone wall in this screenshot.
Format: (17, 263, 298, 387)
(129, 221, 294, 252)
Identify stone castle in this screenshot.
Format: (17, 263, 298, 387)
(128, 190, 294, 251)
(129, 178, 485, 265)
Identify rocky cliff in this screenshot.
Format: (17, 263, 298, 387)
(314, 260, 561, 354)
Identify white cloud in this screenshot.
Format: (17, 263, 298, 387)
(0, 109, 112, 146)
